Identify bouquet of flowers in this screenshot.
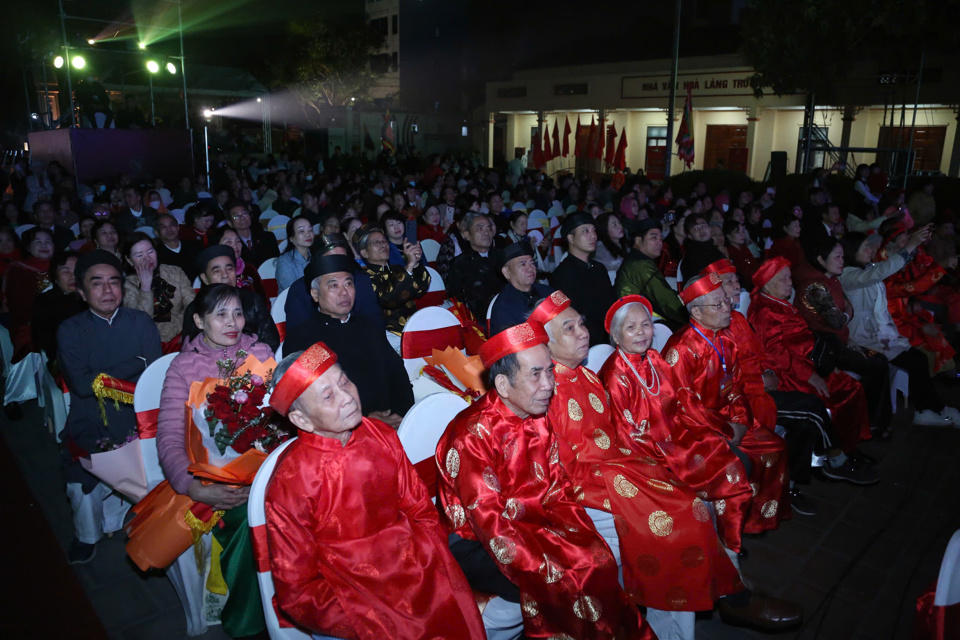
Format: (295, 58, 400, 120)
(203, 350, 285, 455)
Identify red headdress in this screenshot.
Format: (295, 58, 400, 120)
(479, 322, 549, 369)
(751, 256, 791, 295)
(269, 342, 338, 415)
(528, 290, 571, 327)
(604, 295, 653, 333)
(678, 271, 724, 305)
(702, 258, 736, 278)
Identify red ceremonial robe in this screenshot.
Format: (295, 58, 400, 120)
(600, 348, 755, 554)
(546, 360, 742, 612)
(662, 320, 790, 534)
(727, 312, 778, 430)
(436, 391, 654, 640)
(748, 293, 871, 452)
(265, 419, 486, 640)
(878, 246, 956, 373)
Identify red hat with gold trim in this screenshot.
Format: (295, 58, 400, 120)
(751, 256, 791, 295)
(702, 258, 736, 278)
(479, 322, 549, 369)
(678, 272, 724, 305)
(269, 341, 338, 415)
(604, 295, 654, 333)
(528, 290, 571, 326)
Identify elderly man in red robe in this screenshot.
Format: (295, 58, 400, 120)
(700, 259, 877, 517)
(662, 273, 790, 534)
(435, 323, 655, 639)
(264, 342, 486, 640)
(533, 292, 799, 637)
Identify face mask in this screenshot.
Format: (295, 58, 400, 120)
(83, 193, 94, 203)
(721, 203, 729, 212)
(373, 187, 384, 196)
(149, 200, 161, 209)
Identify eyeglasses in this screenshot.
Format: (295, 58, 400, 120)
(368, 239, 389, 247)
(229, 211, 250, 220)
(694, 299, 730, 311)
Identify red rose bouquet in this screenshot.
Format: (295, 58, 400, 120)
(203, 349, 286, 455)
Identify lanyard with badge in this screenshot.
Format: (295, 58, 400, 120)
(692, 324, 734, 394)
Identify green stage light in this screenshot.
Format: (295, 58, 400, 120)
(166, 62, 177, 74)
(53, 56, 64, 68)
(146, 60, 160, 73)
(138, 42, 147, 50)
(71, 56, 86, 69)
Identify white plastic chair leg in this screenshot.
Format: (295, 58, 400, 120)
(167, 536, 213, 637)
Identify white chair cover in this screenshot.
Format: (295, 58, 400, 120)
(271, 227, 286, 243)
(275, 342, 284, 362)
(420, 239, 441, 263)
(4, 352, 43, 405)
(0, 323, 13, 377)
(738, 290, 751, 316)
(70, 223, 80, 236)
(586, 344, 614, 374)
(397, 393, 469, 479)
(14, 223, 36, 238)
(267, 215, 290, 231)
(134, 353, 178, 493)
(665, 276, 679, 291)
(136, 226, 156, 238)
(652, 323, 674, 353)
(192, 276, 202, 290)
(247, 438, 319, 639)
(935, 528, 960, 607)
(170, 208, 186, 224)
(527, 209, 548, 231)
(37, 358, 69, 440)
(401, 306, 462, 382)
(890, 365, 909, 412)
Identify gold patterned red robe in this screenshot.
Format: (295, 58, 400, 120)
(728, 311, 778, 430)
(662, 320, 790, 534)
(435, 391, 655, 639)
(549, 359, 743, 611)
(748, 293, 871, 452)
(265, 419, 486, 640)
(878, 246, 956, 373)
(600, 348, 755, 555)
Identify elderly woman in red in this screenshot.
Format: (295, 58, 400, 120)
(748, 257, 872, 454)
(876, 222, 956, 374)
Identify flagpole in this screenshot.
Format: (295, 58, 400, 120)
(664, 0, 682, 180)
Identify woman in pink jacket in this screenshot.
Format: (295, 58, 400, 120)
(156, 283, 273, 637)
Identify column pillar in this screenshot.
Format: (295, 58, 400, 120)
(487, 112, 496, 168)
(949, 108, 960, 178)
(745, 106, 760, 179)
(840, 105, 857, 163)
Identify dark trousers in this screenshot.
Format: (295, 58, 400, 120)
(891, 347, 945, 412)
(448, 532, 521, 603)
(768, 390, 833, 484)
(836, 346, 892, 429)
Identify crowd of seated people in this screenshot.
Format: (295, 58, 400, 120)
(2, 150, 960, 640)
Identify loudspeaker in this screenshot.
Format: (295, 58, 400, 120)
(770, 151, 788, 180)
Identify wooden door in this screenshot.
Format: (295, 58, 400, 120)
(704, 125, 748, 172)
(878, 125, 947, 173)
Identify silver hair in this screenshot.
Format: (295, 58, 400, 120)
(270, 350, 306, 412)
(462, 211, 492, 233)
(608, 302, 649, 346)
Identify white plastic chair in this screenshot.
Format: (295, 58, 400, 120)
(510, 201, 527, 213)
(248, 438, 324, 639)
(665, 276, 679, 291)
(401, 306, 464, 383)
(652, 322, 674, 353)
(486, 293, 499, 331)
(935, 528, 960, 608)
(275, 342, 284, 362)
(170, 208, 185, 224)
(547, 204, 565, 219)
(14, 223, 36, 238)
(267, 215, 290, 232)
(565, 204, 579, 214)
(258, 257, 280, 301)
(70, 223, 80, 236)
(421, 238, 441, 263)
(586, 344, 615, 373)
(527, 209, 548, 231)
(192, 276, 202, 291)
(278, 239, 288, 254)
(738, 290, 751, 316)
(271, 288, 289, 341)
(135, 226, 156, 238)
(271, 227, 286, 244)
(259, 210, 277, 229)
(397, 393, 470, 494)
(524, 199, 536, 210)
(414, 266, 449, 310)
(133, 353, 178, 493)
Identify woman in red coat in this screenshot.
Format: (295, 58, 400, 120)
(748, 257, 871, 453)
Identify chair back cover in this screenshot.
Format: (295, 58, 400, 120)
(586, 344, 615, 373)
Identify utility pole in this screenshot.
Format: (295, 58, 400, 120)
(664, 0, 681, 180)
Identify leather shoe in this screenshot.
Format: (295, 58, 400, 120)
(718, 593, 802, 631)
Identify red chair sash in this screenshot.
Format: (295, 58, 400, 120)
(250, 523, 271, 573)
(276, 321, 286, 342)
(401, 325, 465, 359)
(262, 279, 279, 299)
(136, 408, 160, 439)
(413, 457, 438, 500)
(414, 290, 447, 310)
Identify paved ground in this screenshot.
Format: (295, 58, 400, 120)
(2, 393, 958, 639)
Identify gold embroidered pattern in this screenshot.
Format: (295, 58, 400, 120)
(761, 500, 778, 518)
(647, 479, 674, 493)
(760, 452, 778, 468)
(531, 462, 546, 483)
(568, 398, 583, 421)
(648, 510, 674, 537)
(445, 448, 460, 478)
(467, 422, 490, 439)
(603, 499, 611, 510)
(588, 392, 605, 414)
(539, 554, 564, 584)
(750, 482, 759, 496)
(548, 440, 559, 465)
(725, 463, 741, 484)
(445, 504, 465, 528)
(665, 348, 679, 366)
(573, 595, 602, 622)
(482, 467, 502, 492)
(502, 498, 526, 521)
(715, 499, 726, 515)
(593, 428, 611, 450)
(521, 594, 539, 618)
(489, 536, 517, 564)
(692, 497, 711, 522)
(613, 474, 639, 498)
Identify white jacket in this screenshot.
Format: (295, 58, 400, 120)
(837, 254, 911, 359)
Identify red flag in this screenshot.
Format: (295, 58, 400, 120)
(676, 86, 695, 168)
(532, 129, 544, 168)
(594, 116, 605, 160)
(552, 120, 561, 161)
(562, 116, 572, 157)
(543, 124, 553, 162)
(586, 116, 597, 159)
(604, 123, 617, 165)
(614, 127, 628, 170)
(573, 116, 582, 157)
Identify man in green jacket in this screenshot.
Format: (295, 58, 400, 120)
(614, 218, 688, 330)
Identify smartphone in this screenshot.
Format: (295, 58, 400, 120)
(444, 205, 455, 226)
(404, 219, 418, 244)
